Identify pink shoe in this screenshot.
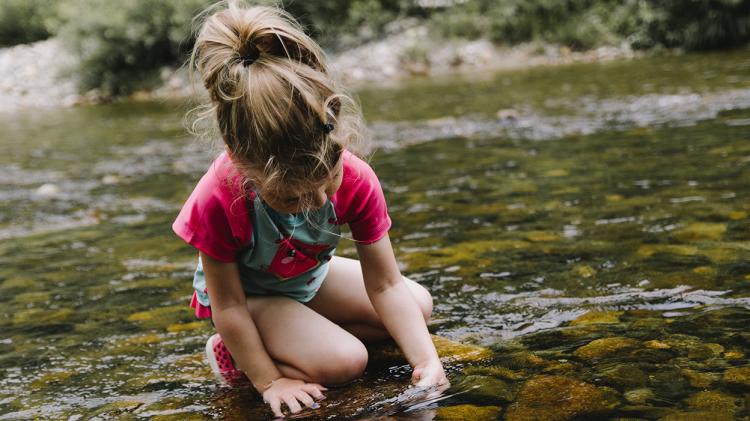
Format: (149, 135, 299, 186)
(205, 334, 245, 384)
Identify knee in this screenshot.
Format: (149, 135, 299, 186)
(408, 279, 433, 323)
(314, 341, 368, 385)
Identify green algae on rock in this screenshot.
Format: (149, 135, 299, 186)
(570, 310, 623, 326)
(685, 390, 741, 414)
(434, 404, 502, 421)
(673, 222, 727, 242)
(723, 366, 750, 389)
(505, 375, 618, 421)
(573, 337, 640, 360)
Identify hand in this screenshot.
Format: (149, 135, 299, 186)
(412, 359, 449, 389)
(261, 378, 326, 418)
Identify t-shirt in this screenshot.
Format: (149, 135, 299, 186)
(172, 150, 391, 263)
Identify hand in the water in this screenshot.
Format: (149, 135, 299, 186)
(412, 358, 449, 389)
(261, 377, 326, 418)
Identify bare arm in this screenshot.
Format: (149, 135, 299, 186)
(200, 252, 325, 416)
(356, 234, 447, 386)
(200, 251, 283, 389)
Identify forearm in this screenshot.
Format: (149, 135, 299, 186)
(368, 280, 439, 367)
(212, 303, 281, 391)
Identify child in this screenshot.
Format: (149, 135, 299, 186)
(172, 2, 448, 418)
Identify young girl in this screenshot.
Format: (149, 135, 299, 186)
(173, 2, 448, 418)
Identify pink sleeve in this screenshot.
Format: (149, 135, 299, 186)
(172, 153, 252, 262)
(333, 151, 392, 244)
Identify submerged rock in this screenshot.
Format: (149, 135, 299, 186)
(570, 311, 623, 326)
(600, 365, 648, 388)
(681, 368, 718, 389)
(624, 387, 655, 404)
(460, 375, 515, 402)
(573, 337, 640, 360)
(723, 366, 750, 389)
(505, 375, 617, 421)
(435, 404, 501, 421)
(685, 390, 740, 413)
(673, 222, 727, 241)
(660, 410, 735, 421)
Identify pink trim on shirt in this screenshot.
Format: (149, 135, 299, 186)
(173, 150, 391, 262)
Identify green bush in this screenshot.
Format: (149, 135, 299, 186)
(0, 0, 55, 47)
(429, 0, 750, 51)
(54, 0, 212, 95)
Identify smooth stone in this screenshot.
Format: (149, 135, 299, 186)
(723, 367, 750, 389)
(570, 264, 597, 278)
(435, 404, 502, 421)
(644, 340, 671, 349)
(649, 369, 690, 399)
(35, 183, 60, 196)
(526, 231, 561, 242)
(681, 368, 717, 389)
(573, 337, 640, 360)
(166, 321, 205, 333)
(505, 375, 617, 421)
(624, 388, 655, 404)
(685, 390, 740, 413)
(460, 375, 515, 402)
(570, 311, 623, 326)
(600, 365, 648, 388)
(636, 244, 698, 259)
(463, 365, 524, 381)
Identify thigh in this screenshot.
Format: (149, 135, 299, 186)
(246, 295, 367, 384)
(306, 256, 433, 326)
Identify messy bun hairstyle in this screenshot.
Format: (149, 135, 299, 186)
(188, 1, 365, 203)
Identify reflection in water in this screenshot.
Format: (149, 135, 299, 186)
(1, 50, 750, 419)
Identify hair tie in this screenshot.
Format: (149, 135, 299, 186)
(240, 43, 260, 67)
(322, 122, 334, 134)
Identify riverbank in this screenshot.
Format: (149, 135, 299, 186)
(0, 25, 638, 113)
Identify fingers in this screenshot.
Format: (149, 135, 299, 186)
(268, 397, 283, 419)
(282, 395, 303, 414)
(294, 391, 319, 409)
(301, 383, 327, 400)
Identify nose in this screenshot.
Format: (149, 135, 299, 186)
(312, 188, 327, 209)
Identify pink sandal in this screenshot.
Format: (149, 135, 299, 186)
(205, 334, 246, 384)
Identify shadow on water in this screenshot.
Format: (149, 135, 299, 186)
(1, 49, 750, 419)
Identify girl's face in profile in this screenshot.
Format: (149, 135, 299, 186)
(258, 155, 344, 214)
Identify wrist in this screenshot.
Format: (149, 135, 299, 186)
(253, 376, 283, 394)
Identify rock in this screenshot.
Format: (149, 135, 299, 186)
(435, 404, 501, 421)
(685, 390, 740, 413)
(570, 264, 597, 278)
(570, 311, 622, 326)
(463, 365, 524, 381)
(728, 211, 747, 220)
(600, 365, 647, 388)
(687, 343, 725, 360)
(624, 388, 655, 404)
(723, 367, 750, 389)
(460, 375, 515, 402)
(636, 244, 698, 259)
(526, 231, 561, 242)
(644, 340, 671, 349)
(659, 410, 735, 421)
(573, 337, 640, 360)
(673, 222, 727, 241)
(496, 109, 520, 120)
(505, 375, 617, 421)
(35, 183, 60, 196)
(681, 368, 717, 389)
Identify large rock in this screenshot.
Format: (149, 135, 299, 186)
(435, 404, 501, 421)
(573, 337, 640, 360)
(505, 375, 617, 421)
(723, 366, 750, 389)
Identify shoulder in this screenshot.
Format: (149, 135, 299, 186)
(172, 152, 253, 261)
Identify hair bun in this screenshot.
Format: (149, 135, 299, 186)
(239, 42, 260, 66)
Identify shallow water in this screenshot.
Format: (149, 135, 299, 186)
(1, 49, 750, 420)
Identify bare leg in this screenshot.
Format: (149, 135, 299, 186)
(244, 295, 369, 385)
(306, 256, 433, 342)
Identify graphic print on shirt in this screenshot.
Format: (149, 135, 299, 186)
(267, 237, 331, 280)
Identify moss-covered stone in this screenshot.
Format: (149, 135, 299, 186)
(166, 321, 205, 333)
(659, 410, 735, 421)
(434, 404, 501, 421)
(644, 340, 671, 349)
(600, 365, 648, 388)
(573, 337, 640, 360)
(463, 365, 524, 380)
(461, 375, 515, 402)
(636, 244, 698, 259)
(685, 390, 740, 413)
(505, 375, 617, 421)
(687, 343, 725, 360)
(526, 231, 561, 242)
(570, 264, 597, 278)
(12, 308, 74, 325)
(673, 222, 727, 241)
(681, 368, 717, 389)
(723, 367, 750, 389)
(570, 311, 622, 326)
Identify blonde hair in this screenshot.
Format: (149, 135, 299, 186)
(188, 1, 366, 205)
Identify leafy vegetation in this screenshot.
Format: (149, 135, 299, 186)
(0, 0, 748, 94)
